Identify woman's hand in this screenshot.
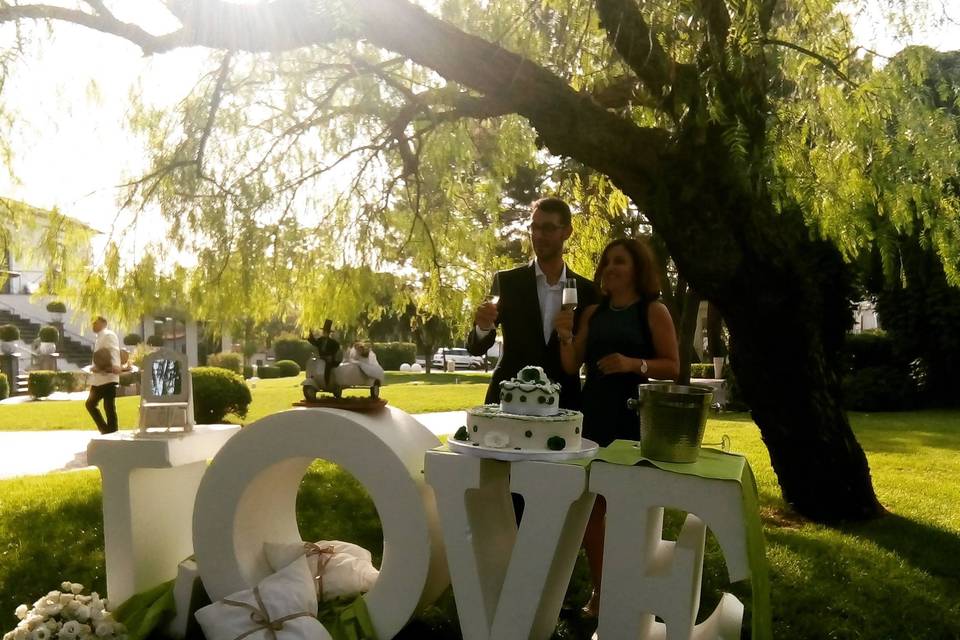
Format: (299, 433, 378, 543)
(554, 308, 575, 342)
(597, 353, 636, 375)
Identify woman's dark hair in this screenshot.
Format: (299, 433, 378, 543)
(593, 237, 661, 299)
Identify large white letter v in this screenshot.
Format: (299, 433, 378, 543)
(424, 452, 595, 640)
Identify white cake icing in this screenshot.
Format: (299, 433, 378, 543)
(454, 366, 582, 452)
(499, 365, 561, 417)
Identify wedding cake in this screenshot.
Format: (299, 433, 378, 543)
(454, 366, 582, 452)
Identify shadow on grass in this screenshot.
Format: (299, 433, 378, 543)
(765, 520, 960, 640)
(837, 512, 960, 584)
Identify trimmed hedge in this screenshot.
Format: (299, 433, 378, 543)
(690, 363, 716, 378)
(843, 365, 917, 412)
(207, 351, 243, 374)
(123, 333, 143, 346)
(257, 364, 282, 379)
(191, 367, 252, 424)
(0, 324, 20, 342)
(0, 372, 8, 400)
(371, 342, 417, 370)
(28, 371, 57, 398)
(844, 331, 896, 370)
(273, 337, 317, 369)
(119, 371, 139, 387)
(27, 371, 88, 398)
(38, 326, 59, 343)
(45, 301, 66, 313)
(146, 335, 165, 347)
(243, 365, 254, 379)
(841, 330, 915, 411)
(274, 360, 301, 377)
(53, 371, 86, 393)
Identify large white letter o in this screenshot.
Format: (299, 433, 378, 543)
(193, 407, 449, 638)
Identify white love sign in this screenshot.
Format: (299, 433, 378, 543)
(92, 407, 754, 640)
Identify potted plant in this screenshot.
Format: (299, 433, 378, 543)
(37, 325, 59, 355)
(0, 324, 20, 354)
(147, 334, 165, 347)
(123, 333, 143, 346)
(45, 300, 67, 321)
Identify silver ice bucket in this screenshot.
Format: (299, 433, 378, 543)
(627, 383, 714, 463)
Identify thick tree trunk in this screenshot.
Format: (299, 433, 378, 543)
(676, 286, 701, 385)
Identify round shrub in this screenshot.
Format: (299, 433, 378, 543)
(0, 324, 20, 342)
(146, 335, 165, 347)
(0, 372, 8, 400)
(842, 365, 916, 412)
(273, 337, 317, 369)
(274, 359, 301, 377)
(38, 325, 59, 343)
(207, 351, 243, 374)
(53, 371, 86, 393)
(243, 365, 254, 379)
(257, 364, 281, 379)
(119, 371, 139, 387)
(123, 333, 143, 346)
(28, 371, 57, 399)
(371, 342, 417, 370)
(190, 367, 252, 424)
(45, 301, 66, 314)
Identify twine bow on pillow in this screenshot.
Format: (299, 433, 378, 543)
(304, 542, 336, 601)
(195, 556, 332, 640)
(222, 585, 315, 640)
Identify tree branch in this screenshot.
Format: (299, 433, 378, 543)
(195, 52, 233, 170)
(763, 38, 858, 88)
(593, 0, 697, 111)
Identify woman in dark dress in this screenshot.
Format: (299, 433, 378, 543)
(554, 237, 680, 616)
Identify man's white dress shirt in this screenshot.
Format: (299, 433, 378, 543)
(89, 328, 120, 386)
(476, 260, 568, 344)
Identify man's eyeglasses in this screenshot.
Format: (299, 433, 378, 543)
(528, 222, 565, 234)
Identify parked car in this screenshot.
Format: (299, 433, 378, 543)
(432, 347, 484, 370)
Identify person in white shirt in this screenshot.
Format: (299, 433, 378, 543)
(86, 316, 121, 434)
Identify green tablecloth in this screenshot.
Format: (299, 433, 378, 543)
(592, 440, 772, 640)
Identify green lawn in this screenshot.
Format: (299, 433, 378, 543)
(1, 389, 958, 637)
(0, 371, 491, 431)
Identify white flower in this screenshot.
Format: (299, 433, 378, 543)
(14, 605, 28, 620)
(60, 583, 71, 593)
(30, 627, 51, 640)
(483, 431, 510, 448)
(68, 585, 82, 596)
(58, 621, 83, 640)
(93, 623, 113, 638)
(73, 606, 89, 623)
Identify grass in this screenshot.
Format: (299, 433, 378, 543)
(0, 371, 490, 431)
(0, 391, 958, 637)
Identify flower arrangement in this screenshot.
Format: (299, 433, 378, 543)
(3, 582, 127, 640)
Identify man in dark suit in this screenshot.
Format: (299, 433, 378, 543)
(307, 319, 342, 389)
(467, 197, 598, 410)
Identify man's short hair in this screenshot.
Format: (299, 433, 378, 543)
(94, 316, 108, 324)
(531, 197, 572, 227)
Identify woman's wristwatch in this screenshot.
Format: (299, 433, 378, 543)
(639, 359, 649, 375)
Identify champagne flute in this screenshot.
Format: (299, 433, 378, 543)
(485, 272, 501, 307)
(562, 277, 578, 311)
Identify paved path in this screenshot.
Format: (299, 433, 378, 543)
(0, 411, 465, 480)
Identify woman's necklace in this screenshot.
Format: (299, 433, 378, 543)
(609, 298, 639, 311)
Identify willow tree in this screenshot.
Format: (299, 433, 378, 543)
(7, 0, 951, 520)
